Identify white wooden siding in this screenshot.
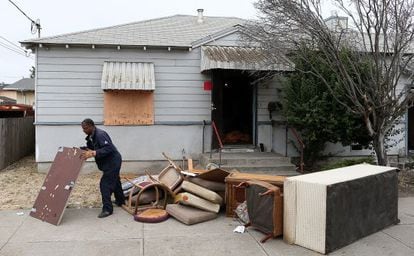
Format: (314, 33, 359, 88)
(36, 47, 211, 123)
(257, 78, 283, 122)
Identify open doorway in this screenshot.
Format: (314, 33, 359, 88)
(211, 70, 254, 148)
(408, 107, 414, 152)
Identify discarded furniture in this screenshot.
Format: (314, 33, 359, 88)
(187, 167, 231, 200)
(122, 177, 173, 215)
(237, 180, 283, 243)
(30, 147, 85, 225)
(181, 180, 223, 205)
(284, 164, 399, 254)
(225, 172, 285, 217)
(166, 204, 217, 225)
(175, 192, 220, 213)
(134, 208, 169, 223)
(122, 153, 183, 216)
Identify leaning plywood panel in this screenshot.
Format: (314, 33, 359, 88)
(283, 164, 399, 254)
(30, 147, 85, 225)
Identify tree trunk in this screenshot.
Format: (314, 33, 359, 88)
(372, 133, 388, 166)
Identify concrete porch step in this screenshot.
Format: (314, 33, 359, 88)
(199, 152, 299, 176)
(219, 164, 299, 176)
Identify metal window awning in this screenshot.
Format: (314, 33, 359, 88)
(101, 62, 155, 90)
(200, 46, 294, 72)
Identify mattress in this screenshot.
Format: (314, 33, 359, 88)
(284, 163, 399, 254)
(174, 192, 220, 213)
(181, 180, 223, 204)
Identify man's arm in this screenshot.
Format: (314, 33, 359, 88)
(94, 131, 116, 158)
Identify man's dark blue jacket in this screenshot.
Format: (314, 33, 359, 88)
(85, 127, 122, 172)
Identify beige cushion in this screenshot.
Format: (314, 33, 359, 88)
(181, 180, 223, 204)
(174, 192, 220, 213)
(166, 204, 217, 225)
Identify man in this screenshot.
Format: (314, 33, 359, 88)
(80, 118, 125, 218)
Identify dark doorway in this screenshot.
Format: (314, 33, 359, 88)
(211, 70, 254, 148)
(408, 107, 414, 152)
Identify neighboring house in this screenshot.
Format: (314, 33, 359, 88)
(0, 96, 16, 105)
(0, 78, 35, 106)
(20, 11, 409, 171)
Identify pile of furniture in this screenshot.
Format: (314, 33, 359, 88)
(121, 157, 399, 254)
(121, 153, 230, 225)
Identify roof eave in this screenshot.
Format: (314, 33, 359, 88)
(21, 42, 192, 50)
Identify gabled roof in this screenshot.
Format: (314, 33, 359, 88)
(22, 15, 246, 48)
(2, 78, 35, 91)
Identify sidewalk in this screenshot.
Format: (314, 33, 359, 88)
(0, 197, 413, 256)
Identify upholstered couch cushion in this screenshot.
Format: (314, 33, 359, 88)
(174, 192, 220, 213)
(166, 204, 217, 225)
(181, 180, 223, 204)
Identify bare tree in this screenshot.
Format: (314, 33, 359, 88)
(244, 0, 414, 165)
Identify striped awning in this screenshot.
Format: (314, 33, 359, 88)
(101, 62, 155, 90)
(200, 46, 293, 72)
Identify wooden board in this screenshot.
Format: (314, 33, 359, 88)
(104, 90, 154, 125)
(30, 147, 85, 225)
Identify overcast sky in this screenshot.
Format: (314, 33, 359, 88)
(0, 0, 338, 84)
(0, 0, 260, 84)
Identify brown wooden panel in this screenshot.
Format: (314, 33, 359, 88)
(225, 173, 286, 217)
(30, 147, 85, 225)
(104, 90, 154, 125)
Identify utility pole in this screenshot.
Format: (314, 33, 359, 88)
(8, 0, 41, 38)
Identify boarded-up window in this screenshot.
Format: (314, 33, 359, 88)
(104, 90, 154, 125)
(101, 61, 155, 125)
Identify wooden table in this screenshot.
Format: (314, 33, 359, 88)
(225, 172, 286, 217)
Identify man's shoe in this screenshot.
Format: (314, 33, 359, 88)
(98, 211, 112, 218)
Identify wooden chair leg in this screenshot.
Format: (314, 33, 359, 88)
(260, 233, 273, 243)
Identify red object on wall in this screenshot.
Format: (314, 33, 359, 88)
(204, 81, 212, 91)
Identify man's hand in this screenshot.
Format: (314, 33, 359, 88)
(81, 149, 96, 159)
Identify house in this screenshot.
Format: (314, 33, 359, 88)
(0, 78, 35, 106)
(20, 10, 408, 172)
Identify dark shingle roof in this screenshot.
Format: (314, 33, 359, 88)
(22, 15, 246, 47)
(3, 78, 35, 91)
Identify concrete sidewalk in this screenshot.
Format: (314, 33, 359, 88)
(0, 197, 413, 256)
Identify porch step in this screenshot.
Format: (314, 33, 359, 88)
(219, 164, 298, 176)
(199, 152, 299, 176)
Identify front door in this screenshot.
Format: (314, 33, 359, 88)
(211, 70, 254, 149)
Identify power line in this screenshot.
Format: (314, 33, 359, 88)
(0, 36, 26, 54)
(8, 0, 41, 38)
(8, 0, 35, 23)
(0, 35, 22, 50)
(0, 42, 34, 59)
(0, 42, 26, 56)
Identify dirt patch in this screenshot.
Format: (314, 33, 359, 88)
(0, 155, 114, 210)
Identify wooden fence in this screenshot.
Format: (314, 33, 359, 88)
(0, 117, 35, 170)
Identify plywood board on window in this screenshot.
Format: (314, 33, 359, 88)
(30, 147, 85, 225)
(104, 90, 154, 125)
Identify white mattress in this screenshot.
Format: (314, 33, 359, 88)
(283, 164, 397, 254)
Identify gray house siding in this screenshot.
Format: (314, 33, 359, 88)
(35, 47, 210, 123)
(35, 46, 215, 167)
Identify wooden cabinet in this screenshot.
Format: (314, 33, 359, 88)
(225, 172, 285, 217)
